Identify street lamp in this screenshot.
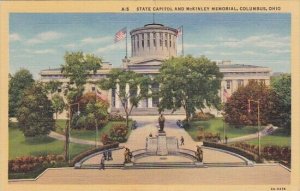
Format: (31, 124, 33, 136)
(66, 102, 80, 163)
(248, 99, 261, 156)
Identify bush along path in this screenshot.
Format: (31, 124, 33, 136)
(48, 131, 103, 146)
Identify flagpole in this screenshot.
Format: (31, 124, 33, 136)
(182, 25, 184, 56)
(126, 27, 128, 58)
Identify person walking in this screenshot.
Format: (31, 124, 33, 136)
(99, 155, 105, 170)
(180, 136, 184, 146)
(108, 150, 113, 161)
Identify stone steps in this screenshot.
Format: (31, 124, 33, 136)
(80, 162, 248, 169)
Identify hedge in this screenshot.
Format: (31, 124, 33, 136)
(203, 141, 263, 163)
(70, 142, 119, 166)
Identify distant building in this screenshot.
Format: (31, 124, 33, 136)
(40, 23, 271, 118)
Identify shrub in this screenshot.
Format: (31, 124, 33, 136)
(192, 112, 215, 121)
(8, 155, 68, 174)
(109, 124, 128, 143)
(108, 113, 125, 121)
(101, 133, 113, 145)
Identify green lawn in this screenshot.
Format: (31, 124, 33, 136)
(55, 120, 132, 142)
(246, 129, 291, 147)
(9, 124, 92, 160)
(187, 118, 258, 141)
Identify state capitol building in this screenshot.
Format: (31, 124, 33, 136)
(40, 23, 271, 117)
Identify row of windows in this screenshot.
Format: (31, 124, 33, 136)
(132, 32, 176, 50)
(225, 79, 265, 89)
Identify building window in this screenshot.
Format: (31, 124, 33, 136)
(147, 39, 150, 47)
(147, 33, 150, 40)
(142, 34, 144, 48)
(237, 80, 244, 88)
(226, 80, 231, 89)
(165, 40, 167, 47)
(169, 35, 171, 47)
(137, 35, 139, 48)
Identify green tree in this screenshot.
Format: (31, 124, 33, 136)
(16, 82, 55, 137)
(61, 51, 103, 161)
(156, 55, 223, 122)
(51, 94, 66, 119)
(224, 80, 274, 127)
(9, 69, 34, 117)
(270, 74, 291, 133)
(98, 68, 151, 127)
(45, 80, 63, 98)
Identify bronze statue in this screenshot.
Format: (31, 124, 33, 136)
(158, 114, 165, 132)
(195, 146, 203, 162)
(124, 148, 132, 163)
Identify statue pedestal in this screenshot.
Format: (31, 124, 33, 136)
(157, 133, 168, 156)
(195, 162, 205, 168)
(124, 162, 134, 167)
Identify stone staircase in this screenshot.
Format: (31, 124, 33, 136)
(80, 161, 248, 169)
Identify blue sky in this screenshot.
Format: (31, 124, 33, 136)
(9, 13, 291, 79)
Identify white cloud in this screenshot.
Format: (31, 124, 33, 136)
(221, 34, 290, 49)
(242, 51, 258, 55)
(24, 49, 56, 54)
(185, 43, 217, 49)
(95, 43, 126, 53)
(268, 49, 290, 54)
(81, 36, 111, 44)
(63, 43, 78, 49)
(10, 33, 22, 42)
(27, 31, 63, 44)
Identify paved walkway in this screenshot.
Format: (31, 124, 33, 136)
(48, 131, 102, 145)
(10, 165, 290, 185)
(48, 116, 276, 145)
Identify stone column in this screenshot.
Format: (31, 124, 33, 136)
(137, 85, 141, 108)
(148, 84, 153, 108)
(115, 83, 120, 108)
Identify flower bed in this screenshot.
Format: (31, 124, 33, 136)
(9, 154, 67, 179)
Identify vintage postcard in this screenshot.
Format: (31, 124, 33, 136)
(0, 1, 299, 191)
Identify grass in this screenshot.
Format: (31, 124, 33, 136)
(9, 123, 92, 160)
(245, 129, 291, 147)
(55, 120, 132, 142)
(187, 118, 258, 141)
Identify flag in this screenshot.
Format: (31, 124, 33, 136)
(176, 26, 182, 37)
(223, 88, 229, 99)
(114, 27, 127, 43)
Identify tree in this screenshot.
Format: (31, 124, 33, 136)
(270, 74, 291, 133)
(224, 80, 275, 127)
(61, 51, 103, 162)
(16, 82, 55, 137)
(45, 80, 63, 98)
(156, 55, 223, 122)
(51, 94, 66, 119)
(73, 92, 109, 130)
(9, 69, 34, 117)
(98, 68, 151, 127)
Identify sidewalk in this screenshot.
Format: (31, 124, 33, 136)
(48, 131, 102, 145)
